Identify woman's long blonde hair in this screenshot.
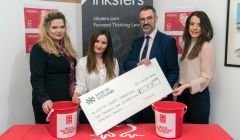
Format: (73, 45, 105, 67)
(38, 11, 77, 58)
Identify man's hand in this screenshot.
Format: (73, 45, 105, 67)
(139, 58, 151, 65)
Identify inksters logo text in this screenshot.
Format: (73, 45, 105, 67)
(93, 0, 144, 6)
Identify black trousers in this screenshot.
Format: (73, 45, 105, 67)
(125, 94, 173, 124)
(177, 87, 210, 124)
(79, 110, 89, 124)
(32, 100, 48, 124)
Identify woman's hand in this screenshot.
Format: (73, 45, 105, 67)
(72, 92, 81, 104)
(172, 83, 191, 96)
(42, 100, 53, 114)
(172, 86, 185, 96)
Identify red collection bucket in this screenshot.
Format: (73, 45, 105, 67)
(152, 101, 187, 138)
(46, 101, 79, 138)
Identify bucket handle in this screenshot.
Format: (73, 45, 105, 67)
(46, 109, 54, 122)
(184, 106, 188, 114)
(151, 104, 155, 111)
(152, 104, 188, 114)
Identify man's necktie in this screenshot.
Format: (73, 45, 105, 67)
(141, 36, 150, 59)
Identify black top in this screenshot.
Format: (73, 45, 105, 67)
(30, 44, 76, 106)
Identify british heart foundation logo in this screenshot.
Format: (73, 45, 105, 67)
(160, 114, 166, 124)
(66, 115, 72, 124)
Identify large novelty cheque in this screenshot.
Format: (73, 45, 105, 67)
(80, 58, 172, 135)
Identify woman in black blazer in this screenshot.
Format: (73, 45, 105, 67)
(30, 11, 77, 123)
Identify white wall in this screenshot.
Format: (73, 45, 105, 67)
(1, 0, 239, 139)
(155, 0, 239, 139)
(0, 0, 82, 134)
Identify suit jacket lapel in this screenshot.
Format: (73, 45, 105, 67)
(139, 36, 145, 48)
(150, 31, 161, 58)
(137, 36, 145, 53)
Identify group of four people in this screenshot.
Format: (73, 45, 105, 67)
(30, 5, 214, 125)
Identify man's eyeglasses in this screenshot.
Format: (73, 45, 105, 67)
(140, 16, 154, 23)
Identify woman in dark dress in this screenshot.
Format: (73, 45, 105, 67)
(30, 11, 77, 123)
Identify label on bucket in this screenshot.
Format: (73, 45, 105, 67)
(57, 111, 77, 138)
(155, 112, 176, 138)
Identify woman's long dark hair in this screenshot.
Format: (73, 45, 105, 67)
(180, 11, 213, 61)
(87, 28, 115, 79)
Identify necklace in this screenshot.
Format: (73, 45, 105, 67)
(96, 58, 104, 69)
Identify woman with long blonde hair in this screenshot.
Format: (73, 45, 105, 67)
(30, 11, 77, 123)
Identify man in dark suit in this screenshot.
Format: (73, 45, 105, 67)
(123, 5, 179, 123)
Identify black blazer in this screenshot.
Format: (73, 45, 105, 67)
(123, 31, 179, 87)
(30, 44, 76, 106)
